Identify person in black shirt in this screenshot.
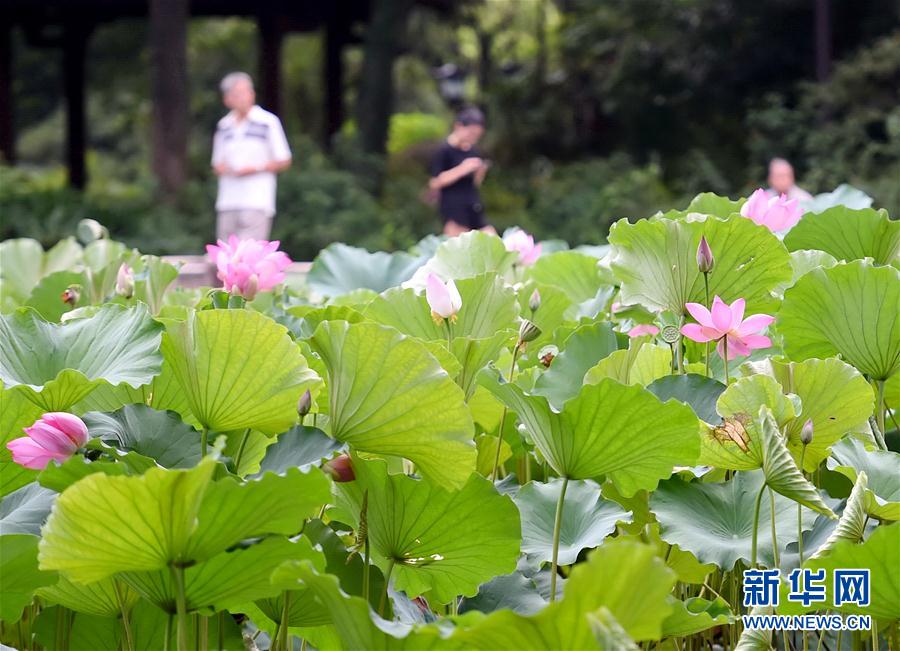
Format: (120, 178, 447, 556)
(429, 108, 496, 237)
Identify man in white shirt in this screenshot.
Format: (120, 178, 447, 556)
(212, 72, 292, 240)
(766, 158, 813, 203)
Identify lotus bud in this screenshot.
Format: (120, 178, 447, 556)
(61, 285, 81, 306)
(518, 319, 542, 345)
(76, 218, 108, 243)
(528, 288, 541, 313)
(240, 273, 259, 301)
(696, 236, 715, 273)
(800, 419, 814, 445)
(322, 454, 355, 482)
(297, 390, 312, 417)
(115, 263, 134, 298)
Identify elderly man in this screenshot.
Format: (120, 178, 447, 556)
(767, 158, 813, 202)
(212, 72, 292, 240)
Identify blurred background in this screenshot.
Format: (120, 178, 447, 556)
(1, 0, 898, 259)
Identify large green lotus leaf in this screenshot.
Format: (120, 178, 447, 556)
(660, 596, 733, 638)
(130, 254, 181, 315)
(777, 522, 900, 620)
(38, 458, 329, 582)
(685, 192, 744, 217)
(532, 322, 618, 408)
(122, 536, 322, 613)
(0, 304, 164, 411)
(809, 472, 868, 559)
(36, 575, 137, 618)
(0, 390, 43, 455)
(758, 406, 836, 517)
(698, 374, 797, 470)
(733, 607, 773, 650)
(0, 534, 57, 621)
(253, 536, 332, 627)
(334, 457, 520, 603)
(778, 261, 900, 380)
(588, 608, 640, 650)
(364, 273, 518, 341)
(455, 539, 676, 648)
(0, 237, 82, 307)
(647, 374, 726, 424)
(309, 321, 476, 488)
(415, 231, 517, 282)
(308, 243, 424, 297)
(0, 483, 56, 536)
(787, 249, 838, 287)
(650, 471, 818, 569)
(585, 343, 673, 388)
(459, 571, 546, 615)
(272, 561, 461, 650)
(827, 437, 900, 521)
(450, 330, 515, 400)
(480, 371, 700, 494)
(161, 308, 320, 434)
(83, 404, 202, 469)
(763, 358, 874, 471)
(608, 214, 792, 315)
(255, 425, 343, 476)
(525, 251, 610, 303)
(25, 270, 87, 322)
(784, 206, 900, 265)
(514, 478, 631, 564)
(283, 304, 369, 340)
(0, 461, 38, 498)
(517, 283, 574, 356)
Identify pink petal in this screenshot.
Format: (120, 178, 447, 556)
(629, 324, 660, 338)
(737, 314, 775, 337)
(681, 323, 714, 343)
(40, 413, 89, 447)
(425, 273, 453, 318)
(729, 298, 745, 331)
(710, 296, 733, 332)
(739, 334, 772, 351)
(716, 337, 749, 361)
(685, 302, 714, 328)
(24, 421, 77, 455)
(7, 438, 68, 470)
(740, 189, 769, 221)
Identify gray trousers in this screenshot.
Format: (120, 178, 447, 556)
(216, 209, 273, 241)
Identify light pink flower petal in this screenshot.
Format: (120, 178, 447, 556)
(729, 298, 745, 331)
(710, 296, 733, 332)
(737, 314, 775, 337)
(740, 334, 772, 351)
(40, 412, 89, 447)
(629, 324, 660, 338)
(740, 189, 769, 222)
(716, 337, 750, 361)
(425, 273, 454, 318)
(681, 323, 714, 343)
(446, 279, 463, 313)
(7, 437, 68, 470)
(24, 422, 77, 455)
(685, 302, 714, 328)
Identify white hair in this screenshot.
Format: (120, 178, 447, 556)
(220, 72, 254, 95)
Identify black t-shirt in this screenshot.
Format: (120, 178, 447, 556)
(429, 141, 486, 229)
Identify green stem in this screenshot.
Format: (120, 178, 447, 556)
(217, 612, 224, 651)
(750, 479, 767, 568)
(199, 615, 208, 651)
(798, 445, 807, 565)
(549, 476, 570, 603)
(363, 536, 371, 604)
(114, 579, 135, 651)
(164, 613, 172, 651)
(491, 346, 521, 482)
(378, 560, 395, 617)
(279, 592, 291, 651)
(443, 318, 453, 348)
(769, 489, 779, 569)
(172, 565, 189, 651)
(703, 272, 711, 378)
(200, 427, 208, 458)
(722, 335, 730, 384)
(876, 380, 886, 450)
(676, 317, 685, 374)
(233, 428, 251, 474)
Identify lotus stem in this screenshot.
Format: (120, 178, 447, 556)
(172, 565, 189, 651)
(233, 428, 251, 474)
(703, 272, 711, 378)
(363, 537, 371, 604)
(798, 445, 807, 565)
(217, 612, 224, 651)
(876, 380, 886, 449)
(164, 614, 172, 651)
(491, 346, 521, 482)
(550, 476, 570, 602)
(199, 616, 208, 651)
(379, 560, 395, 617)
(279, 591, 291, 651)
(114, 579, 135, 651)
(750, 479, 767, 568)
(722, 336, 730, 384)
(200, 427, 208, 458)
(769, 489, 779, 568)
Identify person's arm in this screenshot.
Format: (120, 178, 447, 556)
(473, 159, 490, 186)
(268, 116, 292, 175)
(211, 128, 230, 176)
(429, 157, 483, 190)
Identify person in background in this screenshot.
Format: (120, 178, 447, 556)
(766, 158, 813, 202)
(212, 72, 292, 240)
(429, 107, 496, 237)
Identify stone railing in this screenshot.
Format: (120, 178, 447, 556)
(162, 256, 312, 288)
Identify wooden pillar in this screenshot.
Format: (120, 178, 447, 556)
(814, 0, 831, 81)
(257, 14, 283, 117)
(0, 26, 14, 164)
(63, 25, 88, 189)
(323, 19, 344, 148)
(149, 0, 189, 200)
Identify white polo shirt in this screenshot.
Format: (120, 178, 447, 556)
(212, 105, 291, 216)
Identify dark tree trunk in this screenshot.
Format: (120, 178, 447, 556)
(149, 0, 189, 200)
(323, 18, 345, 149)
(814, 0, 831, 81)
(477, 29, 492, 99)
(354, 0, 414, 155)
(257, 13, 283, 118)
(63, 24, 89, 189)
(0, 26, 14, 164)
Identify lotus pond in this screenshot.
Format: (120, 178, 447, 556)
(0, 195, 898, 651)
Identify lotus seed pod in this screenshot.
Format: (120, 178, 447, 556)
(661, 324, 680, 344)
(518, 319, 542, 344)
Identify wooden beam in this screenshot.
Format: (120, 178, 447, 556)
(257, 13, 283, 117)
(63, 24, 89, 189)
(323, 17, 345, 148)
(0, 25, 14, 164)
(149, 0, 188, 200)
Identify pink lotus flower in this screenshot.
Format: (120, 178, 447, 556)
(115, 263, 134, 298)
(425, 273, 462, 321)
(503, 229, 542, 266)
(206, 236, 292, 300)
(628, 324, 660, 338)
(740, 189, 804, 232)
(681, 296, 774, 360)
(7, 413, 89, 470)
(322, 454, 355, 482)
